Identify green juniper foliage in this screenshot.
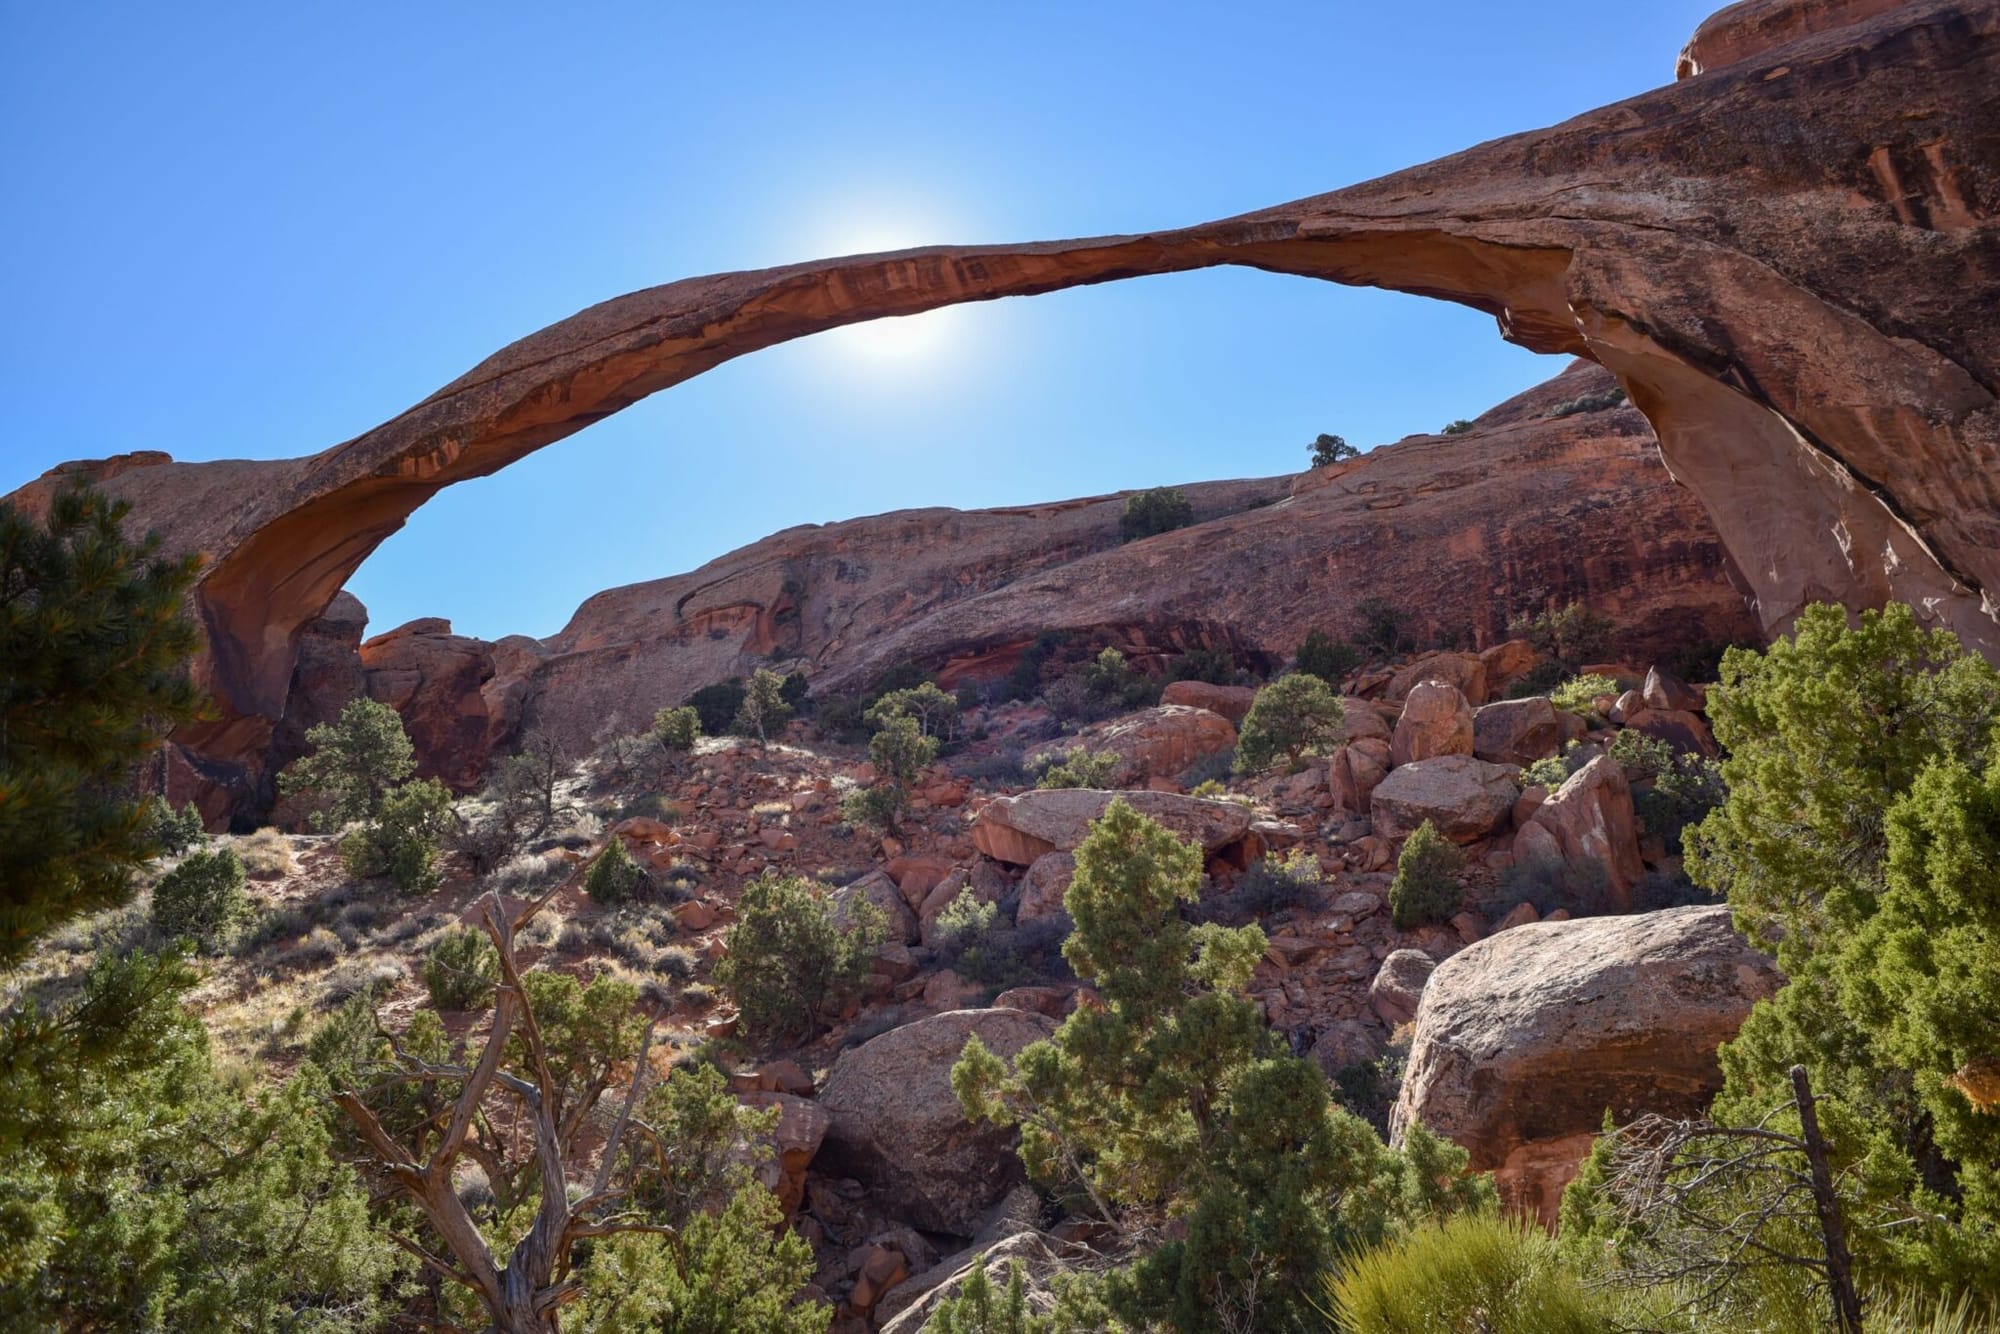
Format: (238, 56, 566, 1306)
(715, 876, 884, 1046)
(149, 845, 251, 953)
(338, 775, 453, 893)
(0, 483, 204, 964)
(1234, 673, 1344, 775)
(953, 799, 1492, 1331)
(585, 832, 649, 907)
(1120, 487, 1194, 542)
(1388, 819, 1464, 928)
(281, 696, 417, 830)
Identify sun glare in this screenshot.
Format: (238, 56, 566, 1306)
(804, 202, 974, 369)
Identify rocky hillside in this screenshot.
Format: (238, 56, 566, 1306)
(275, 362, 1756, 810)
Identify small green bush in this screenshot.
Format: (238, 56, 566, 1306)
(144, 797, 207, 858)
(151, 847, 250, 952)
(1119, 487, 1194, 542)
(1389, 820, 1464, 928)
(584, 835, 648, 907)
(1352, 595, 1413, 657)
(1031, 747, 1122, 790)
(1294, 629, 1359, 684)
(422, 926, 498, 1010)
(651, 705, 701, 756)
(1235, 673, 1344, 774)
(1545, 385, 1627, 418)
(339, 777, 452, 894)
(1508, 601, 1615, 670)
(1325, 1211, 1615, 1333)
(931, 888, 998, 958)
(1550, 673, 1619, 714)
(715, 876, 884, 1045)
(1163, 646, 1243, 687)
(841, 784, 905, 833)
(1441, 418, 1476, 435)
(1308, 433, 1359, 467)
(1522, 742, 1587, 790)
(1228, 848, 1322, 919)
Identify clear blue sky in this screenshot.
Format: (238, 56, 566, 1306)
(1, 2, 1713, 642)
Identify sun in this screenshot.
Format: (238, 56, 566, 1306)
(804, 203, 973, 368)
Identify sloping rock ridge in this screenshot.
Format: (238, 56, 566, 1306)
(9, 0, 1995, 818)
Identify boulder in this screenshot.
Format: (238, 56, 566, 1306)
(1526, 754, 1645, 903)
(1369, 755, 1520, 843)
(1031, 705, 1236, 785)
(740, 1090, 827, 1219)
(1388, 652, 1489, 706)
(1392, 905, 1782, 1223)
(818, 1008, 1057, 1235)
(879, 1232, 1067, 1333)
(1391, 681, 1475, 766)
(1329, 738, 1393, 814)
(1339, 697, 1393, 742)
(1160, 680, 1256, 724)
(1370, 948, 1438, 1027)
(1642, 665, 1704, 714)
(1310, 1020, 1382, 1075)
(1472, 696, 1561, 766)
(1478, 639, 1542, 694)
(972, 789, 1253, 866)
(835, 870, 918, 946)
(1016, 851, 1076, 923)
(1621, 707, 1718, 758)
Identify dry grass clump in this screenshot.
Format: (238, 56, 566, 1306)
(233, 828, 297, 880)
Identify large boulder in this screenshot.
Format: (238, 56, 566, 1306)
(1621, 707, 1718, 758)
(1472, 696, 1562, 766)
(1523, 754, 1645, 903)
(1388, 652, 1490, 706)
(1370, 948, 1438, 1027)
(1369, 754, 1520, 843)
(971, 789, 1254, 865)
(835, 870, 919, 946)
(1642, 665, 1704, 714)
(1031, 705, 1237, 786)
(818, 1008, 1057, 1235)
(739, 1091, 827, 1220)
(1390, 681, 1475, 766)
(1160, 680, 1256, 724)
(1329, 738, 1393, 814)
(1391, 905, 1781, 1223)
(1016, 851, 1076, 923)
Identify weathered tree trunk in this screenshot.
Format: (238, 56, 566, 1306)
(1790, 1064, 1863, 1333)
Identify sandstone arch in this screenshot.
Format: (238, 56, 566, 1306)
(10, 0, 1997, 812)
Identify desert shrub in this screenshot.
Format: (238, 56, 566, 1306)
(1331, 1028, 1411, 1138)
(714, 876, 884, 1045)
(144, 797, 207, 858)
(1545, 385, 1628, 417)
(1389, 820, 1463, 928)
(339, 777, 452, 894)
(865, 681, 961, 742)
(1441, 418, 1476, 435)
(1235, 673, 1344, 774)
(654, 944, 698, 982)
(731, 667, 794, 747)
(1308, 432, 1359, 467)
(1550, 673, 1618, 714)
(1498, 850, 1611, 919)
(1326, 1211, 1615, 1333)
(1508, 601, 1615, 670)
(841, 784, 904, 833)
(486, 850, 567, 897)
(1294, 628, 1359, 685)
(1031, 747, 1122, 790)
(651, 704, 701, 757)
(279, 696, 417, 830)
(423, 926, 499, 1010)
(150, 847, 250, 952)
(1163, 646, 1244, 687)
(234, 827, 296, 880)
(686, 679, 747, 736)
(584, 835, 647, 907)
(1228, 848, 1322, 919)
(1352, 595, 1413, 657)
(1119, 487, 1194, 542)
(869, 713, 938, 785)
(932, 889, 995, 948)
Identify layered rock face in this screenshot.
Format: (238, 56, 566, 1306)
(1391, 905, 1783, 1223)
(9, 0, 1995, 816)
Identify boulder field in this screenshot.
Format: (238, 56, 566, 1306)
(11, 0, 1997, 823)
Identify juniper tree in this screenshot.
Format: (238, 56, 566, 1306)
(281, 696, 417, 830)
(1235, 672, 1345, 775)
(0, 483, 203, 963)
(733, 668, 793, 749)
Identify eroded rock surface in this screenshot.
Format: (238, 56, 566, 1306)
(1391, 905, 1783, 1222)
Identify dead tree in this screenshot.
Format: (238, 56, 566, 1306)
(329, 880, 662, 1333)
(1591, 1064, 1869, 1331)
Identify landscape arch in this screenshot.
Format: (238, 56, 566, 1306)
(11, 0, 1998, 812)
